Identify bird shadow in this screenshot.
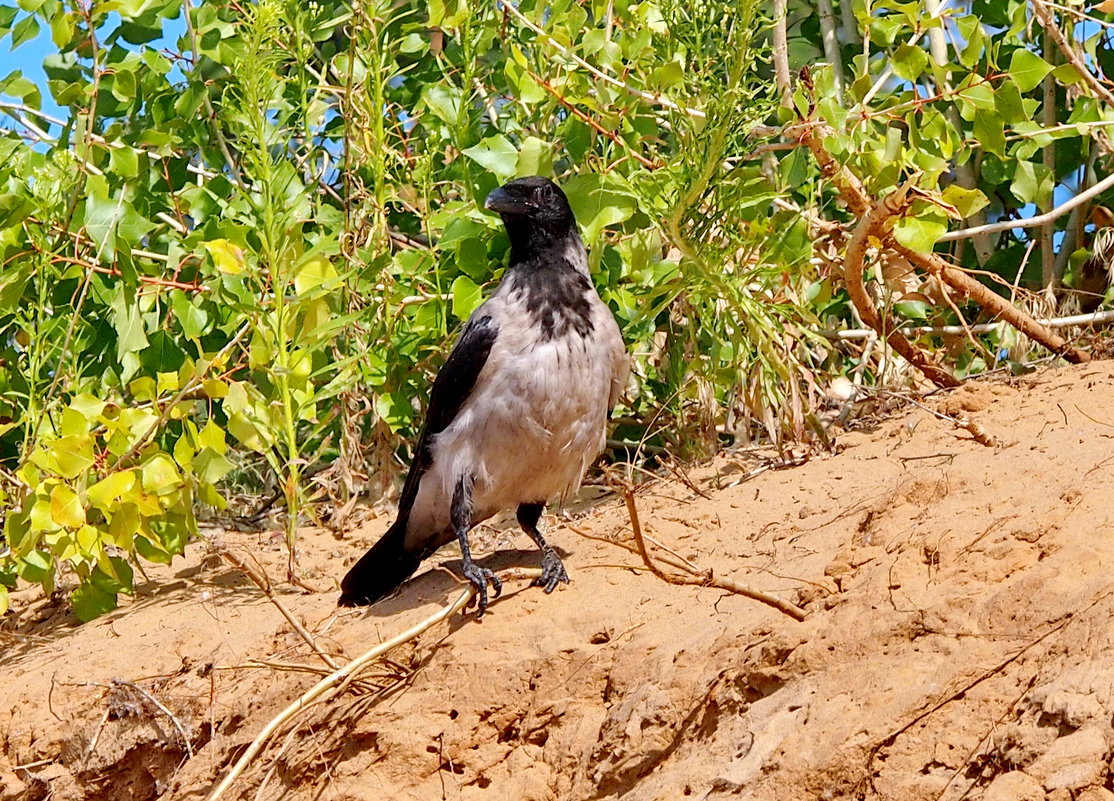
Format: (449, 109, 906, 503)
(343, 546, 566, 621)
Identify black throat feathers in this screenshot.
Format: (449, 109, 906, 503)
(508, 245, 596, 341)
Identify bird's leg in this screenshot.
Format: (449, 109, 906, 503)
(517, 502, 569, 593)
(452, 475, 502, 615)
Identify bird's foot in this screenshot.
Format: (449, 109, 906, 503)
(462, 562, 503, 616)
(533, 548, 570, 594)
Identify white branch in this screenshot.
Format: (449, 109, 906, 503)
(821, 309, 1114, 340)
(939, 169, 1114, 242)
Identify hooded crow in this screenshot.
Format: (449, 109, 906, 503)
(339, 176, 628, 614)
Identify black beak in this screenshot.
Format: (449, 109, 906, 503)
(484, 187, 532, 215)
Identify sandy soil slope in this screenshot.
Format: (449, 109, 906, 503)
(4, 361, 1114, 801)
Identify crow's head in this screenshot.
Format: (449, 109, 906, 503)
(484, 177, 577, 250)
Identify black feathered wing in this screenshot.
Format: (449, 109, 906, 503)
(339, 312, 499, 607)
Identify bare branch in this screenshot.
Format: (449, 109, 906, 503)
(206, 569, 544, 801)
(939, 168, 1114, 242)
(796, 122, 1091, 369)
(772, 0, 792, 107)
(1032, 0, 1114, 108)
(621, 488, 808, 621)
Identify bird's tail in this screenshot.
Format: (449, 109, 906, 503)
(338, 518, 426, 607)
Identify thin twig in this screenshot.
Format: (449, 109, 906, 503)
(524, 66, 660, 169)
(873, 389, 998, 447)
(796, 121, 1090, 365)
(51, 255, 205, 291)
(1032, 0, 1114, 107)
(109, 322, 251, 470)
(940, 169, 1114, 243)
(819, 308, 1114, 339)
(183, 0, 245, 190)
(620, 488, 807, 621)
(205, 568, 543, 801)
(866, 590, 1114, 781)
(112, 679, 195, 758)
(842, 180, 961, 388)
(216, 547, 339, 671)
(498, 0, 706, 119)
(772, 0, 792, 107)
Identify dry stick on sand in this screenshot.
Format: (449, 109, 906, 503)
(872, 389, 999, 448)
(205, 568, 544, 801)
(112, 679, 196, 759)
(216, 546, 340, 671)
(621, 488, 808, 622)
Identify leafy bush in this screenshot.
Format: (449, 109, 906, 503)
(2, 0, 1111, 618)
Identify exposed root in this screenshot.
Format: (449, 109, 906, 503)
(619, 487, 808, 622)
(205, 567, 543, 801)
(215, 545, 339, 671)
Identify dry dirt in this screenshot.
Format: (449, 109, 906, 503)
(4, 361, 1114, 801)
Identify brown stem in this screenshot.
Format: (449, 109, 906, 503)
(896, 244, 1090, 364)
(797, 123, 1091, 378)
(1032, 0, 1114, 108)
(51, 255, 206, 292)
(622, 488, 807, 622)
(844, 195, 963, 388)
(524, 67, 660, 170)
(1041, 28, 1058, 288)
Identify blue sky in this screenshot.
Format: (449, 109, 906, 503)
(0, 25, 63, 122)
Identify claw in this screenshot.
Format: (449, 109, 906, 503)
(462, 563, 503, 616)
(533, 548, 570, 594)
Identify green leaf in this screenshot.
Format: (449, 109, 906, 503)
(108, 145, 140, 178)
(940, 185, 990, 219)
(193, 448, 232, 484)
(70, 394, 106, 421)
(1011, 160, 1052, 206)
(50, 484, 86, 529)
(293, 255, 338, 296)
(421, 84, 462, 125)
(973, 110, 1006, 157)
(197, 419, 226, 453)
(18, 550, 52, 584)
(88, 471, 137, 509)
(171, 292, 209, 340)
(451, 274, 483, 320)
(1051, 63, 1083, 86)
(109, 288, 149, 359)
(956, 79, 996, 121)
(110, 68, 137, 102)
(134, 534, 172, 564)
(202, 239, 246, 274)
(893, 212, 948, 253)
(516, 136, 554, 178)
(564, 172, 639, 241)
(141, 454, 180, 495)
(0, 193, 34, 228)
(71, 581, 118, 622)
(139, 330, 186, 374)
(1010, 49, 1053, 93)
(892, 43, 928, 82)
(462, 135, 520, 181)
(46, 435, 95, 479)
(894, 300, 930, 319)
(11, 14, 39, 48)
(84, 189, 153, 258)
